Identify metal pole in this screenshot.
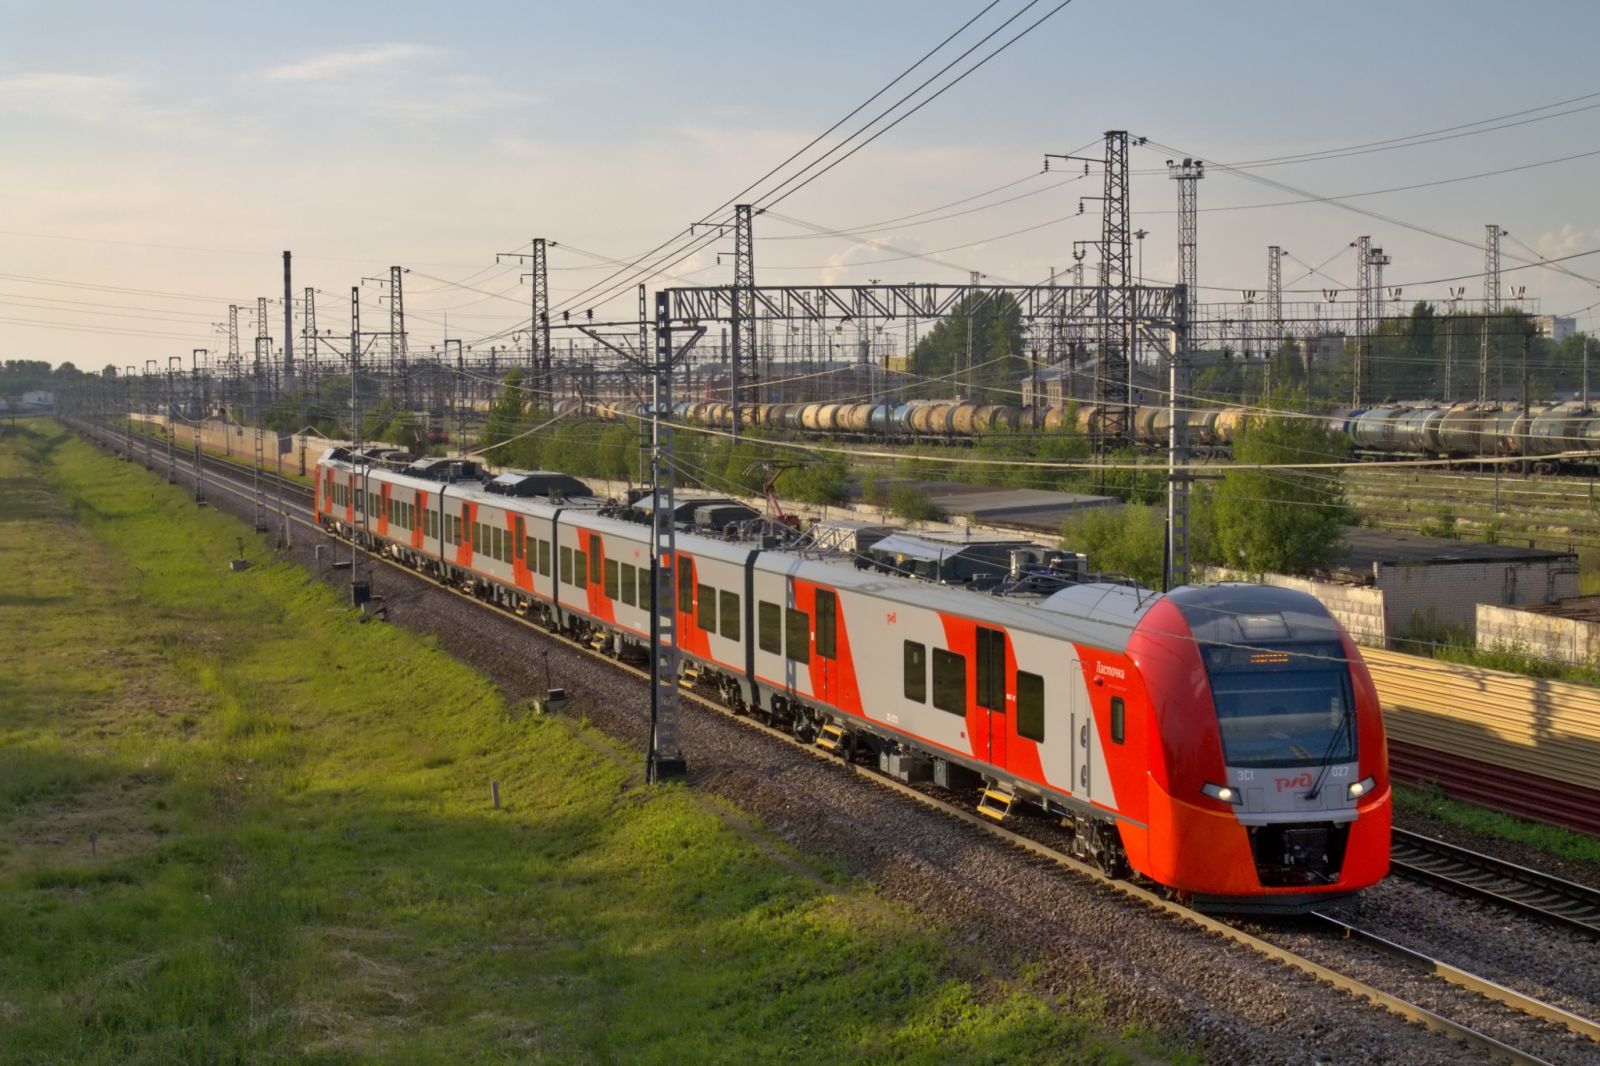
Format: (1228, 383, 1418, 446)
(282, 251, 294, 385)
(1166, 284, 1191, 591)
(648, 289, 686, 782)
(351, 286, 369, 608)
(166, 357, 180, 483)
(1522, 324, 1532, 476)
(1584, 335, 1591, 413)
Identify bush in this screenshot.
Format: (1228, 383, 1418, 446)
(888, 486, 941, 523)
(1061, 502, 1164, 588)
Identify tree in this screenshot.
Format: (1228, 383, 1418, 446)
(1061, 502, 1167, 587)
(909, 291, 1024, 400)
(1213, 400, 1351, 574)
(480, 367, 528, 464)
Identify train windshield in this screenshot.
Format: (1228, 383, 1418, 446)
(1203, 643, 1354, 769)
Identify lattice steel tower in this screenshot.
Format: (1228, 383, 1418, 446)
(1352, 237, 1372, 405)
(531, 238, 550, 404)
(1482, 224, 1502, 403)
(730, 204, 756, 437)
(302, 288, 317, 382)
(1167, 158, 1203, 300)
(1098, 131, 1132, 441)
(1267, 246, 1285, 352)
(389, 265, 408, 409)
(255, 296, 269, 383)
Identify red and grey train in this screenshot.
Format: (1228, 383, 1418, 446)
(315, 448, 1391, 910)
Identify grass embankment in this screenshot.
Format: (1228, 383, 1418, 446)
(1394, 784, 1600, 867)
(0, 423, 1163, 1064)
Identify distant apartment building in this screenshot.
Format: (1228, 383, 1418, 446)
(1533, 315, 1577, 342)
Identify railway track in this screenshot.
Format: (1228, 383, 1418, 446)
(76, 418, 1600, 1065)
(1391, 828, 1600, 935)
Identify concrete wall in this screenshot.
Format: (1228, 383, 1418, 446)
(1477, 604, 1600, 667)
(1204, 567, 1389, 647)
(1377, 560, 1579, 639)
(141, 415, 335, 477)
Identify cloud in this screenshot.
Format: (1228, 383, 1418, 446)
(1535, 223, 1599, 260)
(264, 43, 429, 83)
(0, 71, 136, 123)
(0, 70, 221, 140)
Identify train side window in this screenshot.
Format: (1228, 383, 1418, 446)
(589, 547, 602, 585)
(719, 590, 739, 641)
(903, 641, 926, 703)
(976, 627, 1005, 712)
(605, 558, 619, 599)
(1017, 671, 1045, 742)
(538, 540, 551, 577)
(573, 550, 587, 589)
(677, 565, 693, 612)
(932, 648, 966, 715)
(525, 536, 536, 565)
(697, 583, 716, 631)
(815, 590, 837, 660)
(758, 601, 781, 654)
(1111, 697, 1125, 745)
(560, 546, 572, 585)
(493, 526, 504, 561)
(620, 563, 637, 606)
(639, 567, 653, 608)
(785, 608, 810, 664)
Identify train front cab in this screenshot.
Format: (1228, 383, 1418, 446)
(1130, 585, 1390, 911)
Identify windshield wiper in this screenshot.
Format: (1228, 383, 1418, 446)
(1304, 699, 1355, 801)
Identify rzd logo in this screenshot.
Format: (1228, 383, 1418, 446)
(1275, 772, 1314, 793)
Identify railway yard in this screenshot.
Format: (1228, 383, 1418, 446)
(8, 8, 1600, 1062)
(14, 416, 1592, 1064)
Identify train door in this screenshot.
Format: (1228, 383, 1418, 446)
(1067, 664, 1092, 801)
(976, 626, 1007, 768)
(814, 589, 838, 705)
(513, 515, 527, 585)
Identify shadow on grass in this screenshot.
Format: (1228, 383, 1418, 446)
(0, 732, 1109, 1066)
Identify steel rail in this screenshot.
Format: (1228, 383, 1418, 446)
(70, 418, 1591, 1066)
(1392, 828, 1600, 935)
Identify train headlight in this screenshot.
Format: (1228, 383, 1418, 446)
(1347, 776, 1377, 800)
(1202, 782, 1243, 805)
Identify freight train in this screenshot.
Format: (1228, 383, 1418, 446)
(315, 447, 1392, 910)
(584, 397, 1600, 462)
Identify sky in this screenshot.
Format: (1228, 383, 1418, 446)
(4, 0, 1600, 371)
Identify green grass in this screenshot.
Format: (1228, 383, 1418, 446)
(1394, 783, 1600, 867)
(0, 422, 1182, 1065)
